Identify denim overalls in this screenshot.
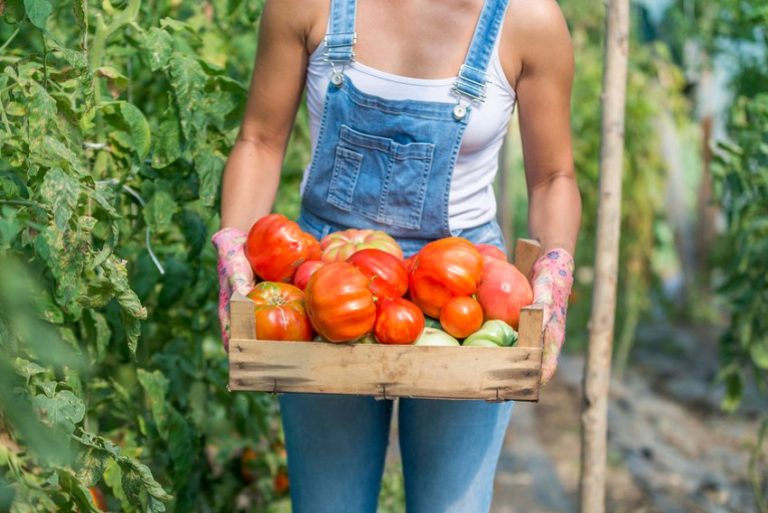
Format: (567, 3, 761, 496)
(282, 1, 515, 512)
(297, 0, 510, 255)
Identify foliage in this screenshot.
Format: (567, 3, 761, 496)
(711, 95, 768, 412)
(0, 0, 301, 511)
(552, 0, 686, 361)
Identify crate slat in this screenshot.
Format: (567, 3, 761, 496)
(229, 340, 541, 401)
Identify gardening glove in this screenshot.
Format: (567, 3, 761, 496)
(531, 248, 575, 385)
(212, 227, 254, 349)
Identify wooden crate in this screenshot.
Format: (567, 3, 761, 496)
(228, 239, 544, 402)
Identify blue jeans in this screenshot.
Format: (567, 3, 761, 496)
(279, 394, 514, 513)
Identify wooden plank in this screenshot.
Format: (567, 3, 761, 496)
(518, 305, 544, 349)
(229, 340, 542, 402)
(514, 238, 542, 279)
(230, 292, 256, 340)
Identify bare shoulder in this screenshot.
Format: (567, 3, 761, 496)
(260, 0, 326, 52)
(499, 0, 573, 87)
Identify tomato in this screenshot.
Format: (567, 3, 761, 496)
(403, 255, 416, 273)
(347, 249, 408, 299)
(305, 262, 376, 342)
(321, 229, 403, 262)
(374, 297, 425, 345)
(274, 470, 290, 494)
(240, 447, 259, 484)
(245, 214, 321, 282)
(409, 237, 484, 318)
(476, 243, 508, 262)
(414, 327, 460, 346)
(247, 282, 313, 341)
(439, 296, 483, 339)
(476, 258, 533, 329)
(89, 487, 107, 511)
(292, 260, 324, 291)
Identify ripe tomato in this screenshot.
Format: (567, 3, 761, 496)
(89, 487, 107, 511)
(293, 260, 324, 291)
(347, 249, 408, 299)
(476, 258, 533, 329)
(305, 262, 376, 342)
(409, 237, 484, 318)
(245, 214, 321, 282)
(403, 255, 416, 273)
(374, 297, 425, 345)
(476, 243, 508, 262)
(439, 296, 483, 339)
(274, 470, 290, 494)
(320, 229, 403, 262)
(247, 282, 313, 341)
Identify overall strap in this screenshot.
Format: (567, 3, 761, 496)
(453, 0, 510, 103)
(324, 0, 357, 66)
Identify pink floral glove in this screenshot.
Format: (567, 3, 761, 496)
(212, 227, 255, 348)
(531, 248, 575, 385)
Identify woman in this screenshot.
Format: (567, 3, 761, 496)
(213, 0, 580, 511)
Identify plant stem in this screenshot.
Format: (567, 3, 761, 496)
(0, 27, 21, 55)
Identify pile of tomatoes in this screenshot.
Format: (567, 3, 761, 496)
(242, 214, 533, 346)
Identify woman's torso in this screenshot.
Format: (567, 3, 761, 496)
(299, 0, 519, 231)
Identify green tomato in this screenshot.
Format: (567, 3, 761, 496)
(463, 320, 518, 347)
(414, 327, 460, 346)
(462, 337, 502, 348)
(424, 316, 442, 330)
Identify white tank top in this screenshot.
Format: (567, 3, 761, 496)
(300, 30, 517, 231)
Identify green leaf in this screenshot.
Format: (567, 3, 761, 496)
(177, 210, 207, 259)
(151, 111, 182, 168)
(750, 338, 768, 370)
(169, 54, 207, 142)
(158, 257, 191, 305)
(721, 370, 744, 412)
(117, 102, 151, 159)
(23, 0, 52, 29)
(144, 27, 174, 71)
(194, 152, 223, 207)
(14, 357, 47, 380)
(137, 369, 170, 438)
(71, 0, 86, 30)
(33, 389, 86, 434)
(40, 168, 80, 231)
(144, 184, 179, 233)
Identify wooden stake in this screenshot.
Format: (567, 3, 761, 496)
(579, 0, 630, 511)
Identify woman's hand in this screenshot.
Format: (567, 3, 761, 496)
(212, 227, 255, 348)
(532, 248, 574, 384)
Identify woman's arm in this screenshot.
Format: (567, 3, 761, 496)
(220, 0, 313, 232)
(502, 0, 581, 254)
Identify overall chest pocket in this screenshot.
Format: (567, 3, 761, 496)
(328, 125, 435, 231)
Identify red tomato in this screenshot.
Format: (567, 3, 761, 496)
(409, 237, 484, 318)
(89, 487, 107, 512)
(403, 256, 416, 273)
(245, 214, 321, 282)
(374, 297, 425, 345)
(476, 243, 508, 262)
(247, 282, 313, 341)
(274, 470, 290, 494)
(293, 260, 324, 291)
(476, 258, 533, 329)
(321, 229, 403, 262)
(439, 296, 483, 339)
(347, 249, 408, 299)
(305, 262, 376, 342)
